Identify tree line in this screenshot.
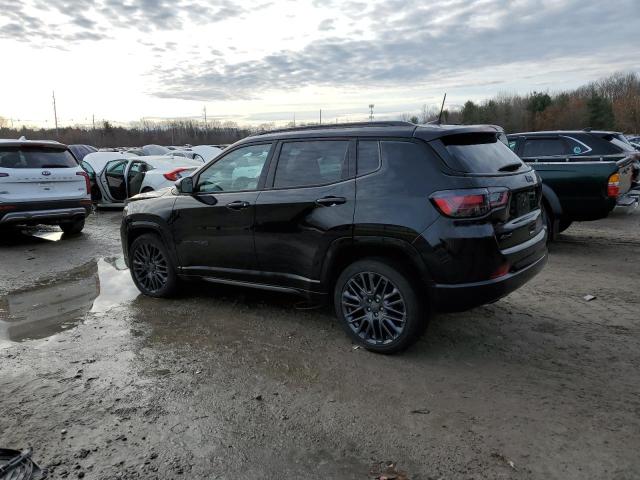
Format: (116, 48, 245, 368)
(0, 119, 257, 148)
(401, 71, 640, 134)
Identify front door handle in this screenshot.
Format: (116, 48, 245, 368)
(226, 200, 251, 210)
(315, 196, 346, 207)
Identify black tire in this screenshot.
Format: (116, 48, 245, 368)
(129, 233, 178, 297)
(60, 217, 85, 235)
(558, 219, 572, 233)
(334, 258, 426, 354)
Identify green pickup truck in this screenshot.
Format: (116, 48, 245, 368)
(506, 130, 639, 240)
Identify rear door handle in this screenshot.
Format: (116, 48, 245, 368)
(315, 196, 346, 207)
(226, 200, 251, 210)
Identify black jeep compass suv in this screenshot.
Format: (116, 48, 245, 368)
(121, 122, 547, 353)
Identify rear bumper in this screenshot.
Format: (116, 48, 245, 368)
(432, 252, 547, 312)
(617, 188, 640, 209)
(0, 200, 91, 225)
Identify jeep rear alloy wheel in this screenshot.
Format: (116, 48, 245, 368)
(335, 259, 425, 353)
(129, 234, 177, 297)
(342, 272, 406, 343)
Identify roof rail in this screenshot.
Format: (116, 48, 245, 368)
(253, 121, 415, 136)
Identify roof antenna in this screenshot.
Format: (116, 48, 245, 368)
(437, 93, 447, 124)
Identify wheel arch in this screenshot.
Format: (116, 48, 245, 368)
(541, 183, 563, 218)
(124, 220, 178, 268)
(320, 236, 433, 298)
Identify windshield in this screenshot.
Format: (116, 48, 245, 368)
(0, 147, 79, 168)
(441, 133, 527, 173)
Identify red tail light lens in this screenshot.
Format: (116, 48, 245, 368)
(607, 173, 620, 198)
(76, 171, 91, 194)
(490, 263, 511, 279)
(163, 168, 189, 181)
(431, 188, 509, 218)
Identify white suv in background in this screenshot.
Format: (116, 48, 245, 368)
(0, 138, 92, 235)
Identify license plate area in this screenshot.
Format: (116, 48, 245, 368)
(509, 189, 538, 219)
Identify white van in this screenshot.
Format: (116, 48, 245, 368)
(0, 138, 92, 234)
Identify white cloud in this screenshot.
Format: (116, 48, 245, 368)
(0, 0, 638, 126)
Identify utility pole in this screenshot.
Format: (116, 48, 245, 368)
(293, 113, 296, 127)
(52, 91, 59, 137)
(203, 105, 207, 126)
(319, 109, 322, 125)
(369, 104, 374, 121)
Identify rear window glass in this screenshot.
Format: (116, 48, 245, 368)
(441, 133, 526, 173)
(603, 134, 636, 153)
(0, 147, 78, 169)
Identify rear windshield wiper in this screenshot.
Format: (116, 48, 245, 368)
(38, 164, 69, 168)
(498, 163, 523, 172)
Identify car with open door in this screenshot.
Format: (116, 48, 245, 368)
(82, 152, 202, 207)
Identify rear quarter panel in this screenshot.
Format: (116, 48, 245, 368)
(530, 161, 619, 220)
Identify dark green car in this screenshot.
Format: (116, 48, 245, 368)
(506, 130, 639, 240)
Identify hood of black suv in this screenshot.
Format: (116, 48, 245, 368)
(127, 187, 173, 203)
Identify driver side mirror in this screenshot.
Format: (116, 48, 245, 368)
(176, 176, 194, 194)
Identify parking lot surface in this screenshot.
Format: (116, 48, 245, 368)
(1, 208, 639, 479)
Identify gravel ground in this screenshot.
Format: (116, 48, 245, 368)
(0, 207, 639, 479)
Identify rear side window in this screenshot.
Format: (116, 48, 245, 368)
(0, 147, 78, 169)
(563, 137, 591, 155)
(357, 140, 380, 175)
(274, 140, 349, 188)
(441, 133, 525, 173)
(522, 138, 568, 157)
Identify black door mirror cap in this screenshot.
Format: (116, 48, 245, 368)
(176, 176, 194, 194)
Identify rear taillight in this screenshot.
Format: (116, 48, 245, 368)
(163, 168, 189, 181)
(607, 173, 620, 198)
(76, 171, 91, 194)
(0, 205, 15, 211)
(431, 188, 509, 218)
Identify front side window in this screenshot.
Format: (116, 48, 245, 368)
(197, 143, 272, 193)
(106, 160, 127, 175)
(274, 140, 349, 189)
(522, 138, 569, 157)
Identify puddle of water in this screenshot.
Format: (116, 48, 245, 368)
(0, 257, 139, 345)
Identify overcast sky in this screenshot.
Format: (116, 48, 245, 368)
(1, 0, 638, 127)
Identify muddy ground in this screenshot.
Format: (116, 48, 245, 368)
(0, 208, 639, 479)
